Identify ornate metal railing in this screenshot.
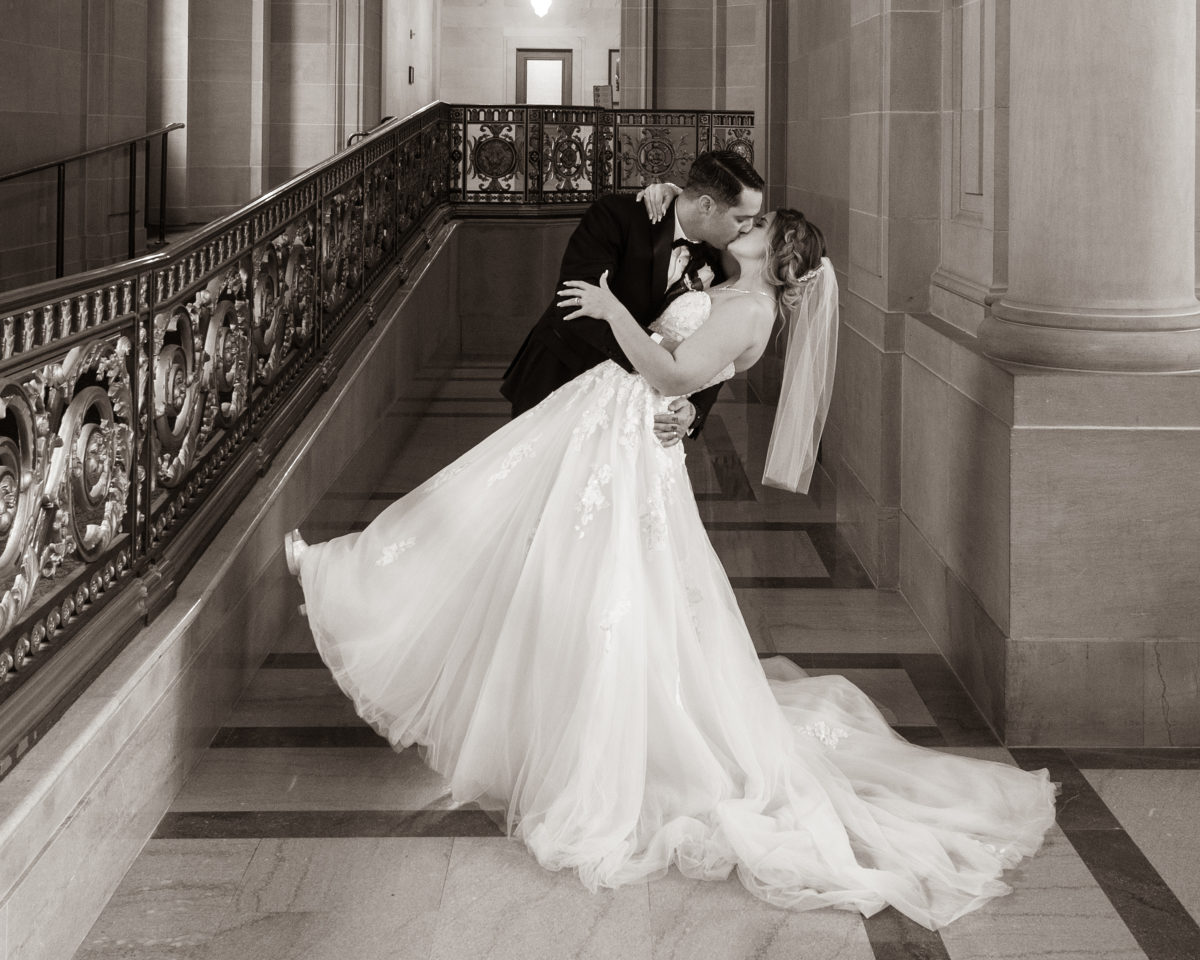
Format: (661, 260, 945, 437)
(0, 102, 752, 777)
(448, 105, 754, 206)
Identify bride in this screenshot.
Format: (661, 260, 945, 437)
(284, 207, 1056, 930)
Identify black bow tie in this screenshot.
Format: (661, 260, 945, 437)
(672, 238, 701, 253)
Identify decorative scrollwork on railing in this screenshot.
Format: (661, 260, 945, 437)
(151, 265, 251, 491)
(0, 101, 752, 781)
(464, 110, 526, 199)
(364, 159, 395, 273)
(617, 124, 695, 188)
(0, 329, 135, 644)
(447, 107, 754, 205)
(539, 110, 599, 200)
(253, 220, 316, 386)
(319, 187, 364, 330)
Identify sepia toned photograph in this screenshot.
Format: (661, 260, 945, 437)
(0, 2, 1197, 959)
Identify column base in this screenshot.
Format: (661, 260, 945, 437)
(981, 301, 1200, 372)
(903, 312, 1200, 745)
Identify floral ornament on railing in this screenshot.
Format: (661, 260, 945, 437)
(618, 126, 697, 188)
(153, 265, 251, 489)
(320, 189, 364, 321)
(253, 222, 316, 385)
(0, 333, 133, 639)
(466, 118, 523, 195)
(364, 158, 395, 272)
(540, 122, 594, 195)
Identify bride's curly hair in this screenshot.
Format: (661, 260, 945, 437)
(764, 209, 827, 320)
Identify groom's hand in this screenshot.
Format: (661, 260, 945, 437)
(654, 398, 696, 448)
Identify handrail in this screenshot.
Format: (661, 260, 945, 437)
(348, 116, 396, 148)
(0, 123, 185, 183)
(0, 101, 754, 783)
(0, 123, 185, 279)
(0, 103, 447, 316)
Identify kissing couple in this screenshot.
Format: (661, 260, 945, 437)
(285, 150, 1056, 929)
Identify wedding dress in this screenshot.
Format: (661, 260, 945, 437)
(292, 289, 1056, 930)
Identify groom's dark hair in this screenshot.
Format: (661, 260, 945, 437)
(683, 151, 764, 208)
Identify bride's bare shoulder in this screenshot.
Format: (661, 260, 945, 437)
(707, 289, 775, 323)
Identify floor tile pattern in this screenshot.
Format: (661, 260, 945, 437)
(71, 365, 1200, 960)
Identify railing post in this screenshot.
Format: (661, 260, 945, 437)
(127, 142, 137, 260)
(55, 164, 65, 278)
(159, 131, 169, 246)
(143, 139, 151, 237)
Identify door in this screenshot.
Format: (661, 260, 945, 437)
(516, 49, 573, 105)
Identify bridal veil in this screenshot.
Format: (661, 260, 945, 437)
(762, 256, 839, 493)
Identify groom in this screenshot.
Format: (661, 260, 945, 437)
(500, 150, 764, 444)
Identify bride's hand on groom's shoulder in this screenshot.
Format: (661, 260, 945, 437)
(636, 182, 682, 223)
(558, 270, 625, 323)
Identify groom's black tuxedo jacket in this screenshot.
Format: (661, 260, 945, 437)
(500, 194, 725, 435)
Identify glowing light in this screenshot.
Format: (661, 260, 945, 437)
(531, 0, 551, 16)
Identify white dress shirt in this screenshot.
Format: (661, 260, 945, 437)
(665, 209, 694, 290)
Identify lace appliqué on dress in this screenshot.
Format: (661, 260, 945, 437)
(571, 379, 617, 450)
(639, 447, 684, 552)
(488, 435, 541, 486)
(375, 538, 416, 566)
(430, 462, 467, 490)
(599, 599, 631, 654)
(650, 291, 711, 342)
(799, 721, 851, 749)
(650, 291, 735, 394)
(575, 464, 613, 537)
(640, 501, 667, 551)
(614, 378, 650, 456)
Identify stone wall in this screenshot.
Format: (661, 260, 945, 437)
(383, 0, 438, 122)
(0, 0, 149, 290)
(773, 0, 1200, 744)
(781, 0, 942, 589)
(437, 0, 618, 106)
(144, 0, 388, 220)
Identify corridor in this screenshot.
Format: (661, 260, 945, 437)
(71, 363, 1200, 960)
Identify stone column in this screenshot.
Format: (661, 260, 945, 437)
(981, 0, 1200, 371)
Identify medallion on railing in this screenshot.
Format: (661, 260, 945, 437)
(462, 108, 527, 201)
(152, 263, 251, 492)
(710, 117, 755, 164)
(0, 326, 135, 664)
(396, 117, 451, 281)
(611, 111, 755, 191)
(364, 158, 395, 275)
(319, 186, 364, 331)
(252, 217, 316, 388)
(616, 123, 696, 190)
(396, 135, 423, 235)
(538, 110, 599, 201)
(423, 119, 451, 211)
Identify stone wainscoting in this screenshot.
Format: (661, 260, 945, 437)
(899, 312, 1200, 746)
(0, 224, 464, 960)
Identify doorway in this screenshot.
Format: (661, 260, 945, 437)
(515, 49, 573, 105)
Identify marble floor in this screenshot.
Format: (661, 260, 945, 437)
(72, 362, 1200, 960)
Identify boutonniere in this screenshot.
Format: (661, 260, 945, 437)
(683, 263, 716, 291)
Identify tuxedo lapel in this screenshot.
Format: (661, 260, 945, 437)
(651, 202, 676, 300)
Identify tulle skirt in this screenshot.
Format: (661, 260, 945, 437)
(296, 361, 1056, 929)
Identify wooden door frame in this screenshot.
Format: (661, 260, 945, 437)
(515, 49, 573, 105)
